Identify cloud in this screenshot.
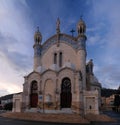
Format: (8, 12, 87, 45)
(0, 0, 33, 96)
(92, 0, 120, 49)
(86, 0, 120, 89)
(0, 0, 119, 97)
(0, 0, 33, 54)
(95, 64, 120, 89)
(0, 90, 9, 97)
(87, 35, 101, 45)
(0, 55, 23, 96)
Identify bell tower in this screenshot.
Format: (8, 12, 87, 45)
(33, 27, 42, 71)
(77, 17, 86, 35)
(77, 18, 87, 90)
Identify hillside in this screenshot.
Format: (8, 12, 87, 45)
(101, 88, 119, 97)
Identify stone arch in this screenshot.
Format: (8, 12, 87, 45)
(44, 79, 55, 104)
(58, 68, 75, 93)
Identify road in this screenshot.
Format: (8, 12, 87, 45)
(104, 111, 120, 122)
(91, 111, 120, 125)
(0, 116, 88, 125)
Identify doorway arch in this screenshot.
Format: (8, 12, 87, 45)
(30, 80, 38, 107)
(60, 78, 72, 108)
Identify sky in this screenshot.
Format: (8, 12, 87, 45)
(0, 0, 120, 96)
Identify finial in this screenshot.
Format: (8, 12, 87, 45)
(80, 15, 83, 20)
(34, 26, 42, 44)
(37, 26, 39, 32)
(56, 17, 60, 33)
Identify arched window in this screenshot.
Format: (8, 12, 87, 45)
(59, 52, 62, 67)
(54, 53, 57, 64)
(31, 81, 38, 94)
(80, 27, 82, 34)
(61, 78, 71, 92)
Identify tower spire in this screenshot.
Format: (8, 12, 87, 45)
(56, 18, 61, 47)
(56, 17, 60, 34)
(80, 15, 83, 20)
(37, 26, 39, 32)
(34, 26, 42, 44)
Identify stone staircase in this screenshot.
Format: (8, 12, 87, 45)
(25, 108, 38, 112)
(60, 108, 73, 114)
(25, 108, 73, 114)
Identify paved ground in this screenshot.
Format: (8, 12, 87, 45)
(0, 111, 119, 125)
(0, 112, 89, 124)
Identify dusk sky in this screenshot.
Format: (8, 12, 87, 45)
(0, 0, 120, 96)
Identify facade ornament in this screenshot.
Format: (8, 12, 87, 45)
(56, 18, 60, 47)
(56, 17, 60, 34)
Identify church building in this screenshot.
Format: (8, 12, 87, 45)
(12, 18, 101, 115)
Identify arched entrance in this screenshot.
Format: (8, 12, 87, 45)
(60, 78, 72, 108)
(30, 81, 38, 107)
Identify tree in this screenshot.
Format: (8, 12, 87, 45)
(114, 94, 120, 112)
(4, 102, 13, 110)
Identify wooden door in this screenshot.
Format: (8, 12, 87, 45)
(31, 94, 38, 107)
(60, 78, 72, 108)
(30, 81, 38, 107)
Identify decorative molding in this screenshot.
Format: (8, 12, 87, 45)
(41, 34, 86, 55)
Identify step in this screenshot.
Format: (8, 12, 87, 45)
(25, 108, 73, 114)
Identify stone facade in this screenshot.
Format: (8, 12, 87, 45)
(83, 90, 99, 114)
(13, 18, 101, 115)
(12, 93, 22, 112)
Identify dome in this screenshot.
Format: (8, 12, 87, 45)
(34, 27, 42, 44)
(77, 18, 86, 35)
(90, 75, 101, 87)
(91, 75, 99, 83)
(63, 61, 75, 70)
